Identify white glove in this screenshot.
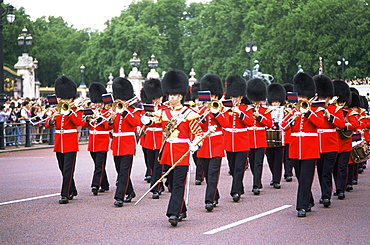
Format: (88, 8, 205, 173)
(141, 115, 152, 125)
(210, 107, 220, 114)
(189, 143, 200, 153)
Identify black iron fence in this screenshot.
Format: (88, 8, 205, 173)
(0, 121, 89, 150)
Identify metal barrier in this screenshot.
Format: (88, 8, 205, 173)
(0, 121, 88, 150)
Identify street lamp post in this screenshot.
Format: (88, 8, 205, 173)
(245, 36, 257, 78)
(80, 64, 85, 86)
(337, 57, 349, 81)
(129, 52, 141, 67)
(17, 26, 32, 53)
(0, 1, 15, 105)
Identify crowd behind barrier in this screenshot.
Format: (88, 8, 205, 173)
(0, 96, 88, 150)
(345, 77, 370, 86)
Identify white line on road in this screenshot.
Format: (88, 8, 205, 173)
(0, 193, 60, 206)
(204, 205, 292, 235)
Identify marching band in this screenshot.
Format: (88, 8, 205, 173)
(46, 70, 369, 225)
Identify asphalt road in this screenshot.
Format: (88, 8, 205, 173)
(1, 145, 369, 245)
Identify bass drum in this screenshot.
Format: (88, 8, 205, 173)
(351, 140, 370, 163)
(266, 129, 282, 147)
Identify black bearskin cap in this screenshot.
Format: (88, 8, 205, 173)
(112, 77, 134, 100)
(313, 74, 334, 99)
(293, 72, 316, 99)
(350, 87, 359, 95)
(282, 83, 293, 92)
(200, 73, 224, 99)
(184, 86, 192, 102)
(246, 78, 266, 102)
(161, 69, 189, 97)
(143, 78, 163, 101)
(267, 83, 286, 105)
(349, 92, 361, 108)
(55, 75, 77, 99)
(333, 80, 351, 105)
(191, 82, 201, 101)
(225, 75, 246, 98)
(140, 89, 151, 104)
(241, 96, 250, 105)
(89, 82, 107, 103)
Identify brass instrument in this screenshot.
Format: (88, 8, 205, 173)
(284, 103, 295, 109)
(56, 101, 71, 115)
(112, 96, 139, 113)
(296, 95, 318, 113)
(207, 100, 222, 111)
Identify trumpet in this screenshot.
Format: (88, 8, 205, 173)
(296, 94, 318, 113)
(112, 96, 139, 114)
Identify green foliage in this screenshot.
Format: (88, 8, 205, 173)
(2, 0, 370, 91)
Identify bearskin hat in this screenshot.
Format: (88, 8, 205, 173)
(246, 78, 266, 102)
(200, 73, 224, 99)
(112, 77, 134, 100)
(333, 80, 351, 105)
(313, 74, 334, 99)
(55, 75, 77, 99)
(225, 75, 246, 98)
(349, 92, 361, 108)
(140, 89, 151, 104)
(89, 82, 107, 103)
(350, 87, 359, 95)
(143, 78, 163, 102)
(161, 69, 189, 97)
(267, 83, 286, 105)
(184, 86, 192, 102)
(293, 72, 316, 99)
(191, 82, 201, 101)
(282, 83, 293, 92)
(241, 96, 250, 105)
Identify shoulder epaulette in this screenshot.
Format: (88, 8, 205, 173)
(264, 107, 273, 114)
(335, 105, 343, 113)
(349, 110, 359, 116)
(185, 108, 200, 121)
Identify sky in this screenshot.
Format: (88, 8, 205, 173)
(9, 0, 209, 31)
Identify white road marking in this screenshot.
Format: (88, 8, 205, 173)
(204, 205, 292, 235)
(0, 193, 60, 206)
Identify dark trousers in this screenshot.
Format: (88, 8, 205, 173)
(114, 155, 134, 200)
(294, 158, 316, 211)
(347, 163, 355, 185)
(266, 147, 283, 184)
(226, 151, 248, 196)
(142, 147, 152, 177)
(333, 151, 350, 193)
(284, 144, 295, 178)
(193, 151, 204, 181)
(249, 147, 265, 189)
(166, 165, 188, 218)
(148, 149, 164, 193)
(90, 151, 109, 189)
(200, 157, 222, 204)
(317, 151, 337, 199)
(56, 152, 77, 197)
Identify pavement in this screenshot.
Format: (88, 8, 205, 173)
(1, 145, 370, 244)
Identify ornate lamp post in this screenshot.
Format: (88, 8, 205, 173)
(147, 54, 159, 79)
(129, 52, 141, 67)
(17, 26, 32, 53)
(80, 64, 85, 86)
(0, 1, 15, 106)
(337, 57, 348, 81)
(245, 36, 257, 78)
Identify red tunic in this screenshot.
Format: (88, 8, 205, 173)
(110, 107, 142, 156)
(338, 109, 360, 153)
(197, 106, 225, 158)
(248, 106, 273, 149)
(220, 105, 254, 152)
(82, 108, 113, 152)
(157, 106, 203, 166)
(316, 104, 345, 153)
(142, 105, 167, 150)
(281, 109, 323, 160)
(45, 109, 83, 153)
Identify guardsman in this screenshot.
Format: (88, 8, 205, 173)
(265, 83, 286, 190)
(111, 77, 142, 207)
(139, 88, 152, 183)
(346, 92, 363, 192)
(197, 73, 225, 211)
(332, 80, 356, 199)
(83, 82, 112, 195)
(45, 75, 83, 204)
(359, 95, 369, 172)
(281, 72, 323, 217)
(142, 70, 203, 227)
(141, 78, 166, 199)
(282, 83, 295, 182)
(246, 78, 273, 195)
(221, 75, 254, 202)
(313, 75, 345, 208)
